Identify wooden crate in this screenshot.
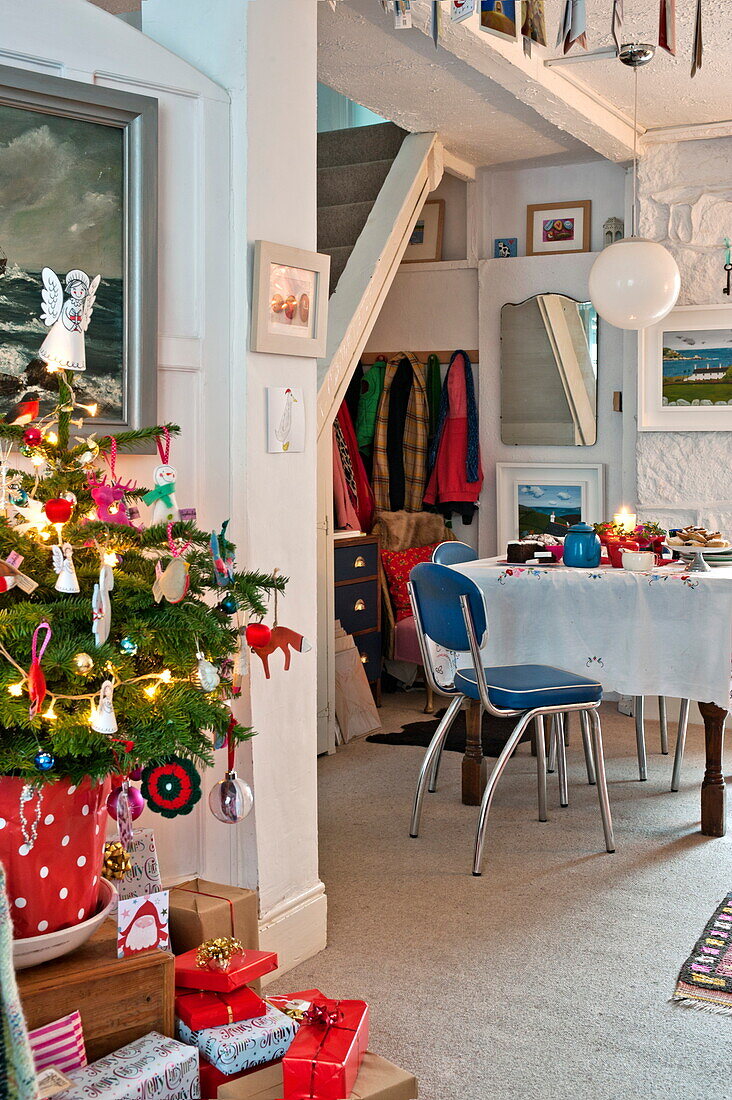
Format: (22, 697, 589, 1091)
(17, 917, 174, 1061)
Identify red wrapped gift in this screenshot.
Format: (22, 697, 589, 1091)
(269, 989, 369, 1100)
(176, 985, 267, 1029)
(175, 946, 278, 993)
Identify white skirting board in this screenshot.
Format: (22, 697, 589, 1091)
(258, 881, 328, 984)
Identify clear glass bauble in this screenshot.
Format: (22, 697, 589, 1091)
(208, 771, 253, 824)
(589, 238, 680, 331)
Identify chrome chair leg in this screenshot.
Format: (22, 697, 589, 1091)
(634, 695, 648, 781)
(671, 698, 691, 793)
(410, 695, 464, 838)
(658, 695, 669, 755)
(580, 710, 597, 786)
(535, 715, 547, 823)
(547, 720, 557, 774)
(554, 714, 568, 807)
(473, 712, 535, 876)
(589, 708, 616, 853)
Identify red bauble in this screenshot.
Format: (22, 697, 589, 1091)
(22, 427, 42, 446)
(44, 497, 73, 524)
(245, 622, 272, 648)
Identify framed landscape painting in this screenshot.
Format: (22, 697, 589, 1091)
(0, 65, 158, 438)
(638, 304, 732, 431)
(496, 462, 604, 549)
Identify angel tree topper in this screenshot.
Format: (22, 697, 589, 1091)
(39, 267, 101, 373)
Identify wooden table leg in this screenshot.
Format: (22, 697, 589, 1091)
(462, 700, 486, 806)
(699, 701, 728, 837)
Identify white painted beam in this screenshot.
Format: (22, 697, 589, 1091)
(411, 7, 637, 163)
(643, 120, 732, 145)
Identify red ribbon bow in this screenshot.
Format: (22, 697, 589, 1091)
(304, 1002, 340, 1029)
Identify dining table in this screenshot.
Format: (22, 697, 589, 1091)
(450, 556, 732, 837)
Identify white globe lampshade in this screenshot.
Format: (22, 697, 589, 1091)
(589, 238, 680, 331)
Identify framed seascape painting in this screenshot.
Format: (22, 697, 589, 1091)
(402, 200, 445, 264)
(638, 304, 732, 431)
(496, 461, 604, 549)
(0, 65, 158, 438)
(526, 200, 591, 257)
(251, 241, 330, 357)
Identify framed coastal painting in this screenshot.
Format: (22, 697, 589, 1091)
(0, 64, 158, 437)
(251, 240, 330, 357)
(638, 304, 732, 431)
(526, 200, 591, 256)
(496, 461, 604, 549)
(402, 200, 445, 264)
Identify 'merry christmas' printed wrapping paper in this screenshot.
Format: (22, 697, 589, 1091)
(177, 1004, 298, 1075)
(55, 1031, 199, 1099)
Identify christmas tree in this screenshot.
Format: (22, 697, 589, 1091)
(0, 368, 283, 789)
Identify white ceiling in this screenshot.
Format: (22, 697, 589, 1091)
(319, 0, 732, 167)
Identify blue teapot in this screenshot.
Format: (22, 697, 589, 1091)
(563, 523, 601, 569)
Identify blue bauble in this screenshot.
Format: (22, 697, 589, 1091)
(10, 488, 28, 506)
(34, 751, 54, 772)
(219, 594, 238, 615)
(119, 637, 138, 656)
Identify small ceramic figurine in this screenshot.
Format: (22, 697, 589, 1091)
(91, 679, 118, 735)
(39, 267, 101, 373)
(143, 464, 179, 526)
(92, 562, 114, 647)
(51, 542, 80, 594)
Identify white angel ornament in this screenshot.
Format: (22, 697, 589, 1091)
(91, 679, 118, 735)
(39, 267, 101, 373)
(52, 541, 80, 594)
(92, 562, 114, 647)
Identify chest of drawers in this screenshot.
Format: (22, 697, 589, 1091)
(334, 533, 381, 703)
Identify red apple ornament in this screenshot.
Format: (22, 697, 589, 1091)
(245, 622, 272, 648)
(44, 497, 73, 524)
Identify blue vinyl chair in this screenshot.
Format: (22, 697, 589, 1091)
(407, 562, 615, 876)
(431, 541, 478, 567)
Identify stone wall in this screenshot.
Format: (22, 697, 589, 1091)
(636, 138, 732, 535)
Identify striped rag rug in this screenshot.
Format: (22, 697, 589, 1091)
(28, 1012, 86, 1075)
(672, 892, 732, 1014)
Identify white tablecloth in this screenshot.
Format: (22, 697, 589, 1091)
(452, 559, 732, 710)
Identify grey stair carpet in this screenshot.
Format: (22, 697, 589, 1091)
(318, 122, 408, 294)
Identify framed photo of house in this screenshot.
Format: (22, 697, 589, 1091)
(638, 304, 732, 431)
(496, 461, 604, 550)
(0, 64, 158, 441)
(526, 200, 591, 257)
(402, 200, 445, 263)
(251, 240, 330, 357)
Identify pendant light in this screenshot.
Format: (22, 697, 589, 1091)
(589, 44, 680, 331)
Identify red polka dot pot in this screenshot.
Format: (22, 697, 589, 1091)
(0, 775, 111, 939)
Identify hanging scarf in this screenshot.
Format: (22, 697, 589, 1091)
(334, 418, 357, 503)
(0, 867, 38, 1099)
(371, 353, 429, 513)
(658, 0, 675, 55)
(428, 351, 480, 483)
(557, 0, 587, 54)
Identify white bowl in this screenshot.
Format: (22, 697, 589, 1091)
(13, 878, 117, 970)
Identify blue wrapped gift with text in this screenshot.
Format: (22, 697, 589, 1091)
(176, 1002, 298, 1075)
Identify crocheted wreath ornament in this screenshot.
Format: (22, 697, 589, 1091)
(141, 756, 201, 818)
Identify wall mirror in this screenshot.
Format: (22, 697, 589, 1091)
(501, 294, 598, 446)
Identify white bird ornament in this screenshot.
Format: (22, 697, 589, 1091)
(275, 388, 298, 452)
(92, 562, 114, 647)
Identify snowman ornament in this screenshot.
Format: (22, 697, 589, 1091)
(144, 464, 179, 526)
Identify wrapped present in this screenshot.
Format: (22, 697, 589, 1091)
(176, 987, 268, 1030)
(55, 1031, 199, 1099)
(175, 945, 278, 993)
(117, 827, 163, 901)
(177, 1004, 298, 1076)
(267, 990, 369, 1100)
(28, 1011, 86, 1075)
(170, 879, 259, 956)
(217, 1052, 417, 1100)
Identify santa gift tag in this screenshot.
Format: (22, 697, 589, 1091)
(117, 888, 169, 958)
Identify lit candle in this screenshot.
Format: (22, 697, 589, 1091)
(612, 509, 637, 534)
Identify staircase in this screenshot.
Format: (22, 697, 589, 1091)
(318, 121, 408, 294)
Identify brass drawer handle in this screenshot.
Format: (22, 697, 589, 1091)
(354, 598, 366, 611)
(353, 556, 366, 568)
(360, 653, 368, 664)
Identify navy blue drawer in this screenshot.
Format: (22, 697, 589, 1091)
(335, 577, 378, 634)
(355, 631, 382, 683)
(334, 540, 378, 582)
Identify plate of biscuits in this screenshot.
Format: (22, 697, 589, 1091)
(666, 526, 732, 566)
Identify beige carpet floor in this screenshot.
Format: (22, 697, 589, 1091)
(275, 696, 732, 1100)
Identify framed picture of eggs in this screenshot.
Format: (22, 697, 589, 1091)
(526, 200, 591, 257)
(251, 240, 331, 357)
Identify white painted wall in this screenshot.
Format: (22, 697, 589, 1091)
(636, 138, 732, 536)
(427, 173, 468, 261)
(144, 0, 326, 975)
